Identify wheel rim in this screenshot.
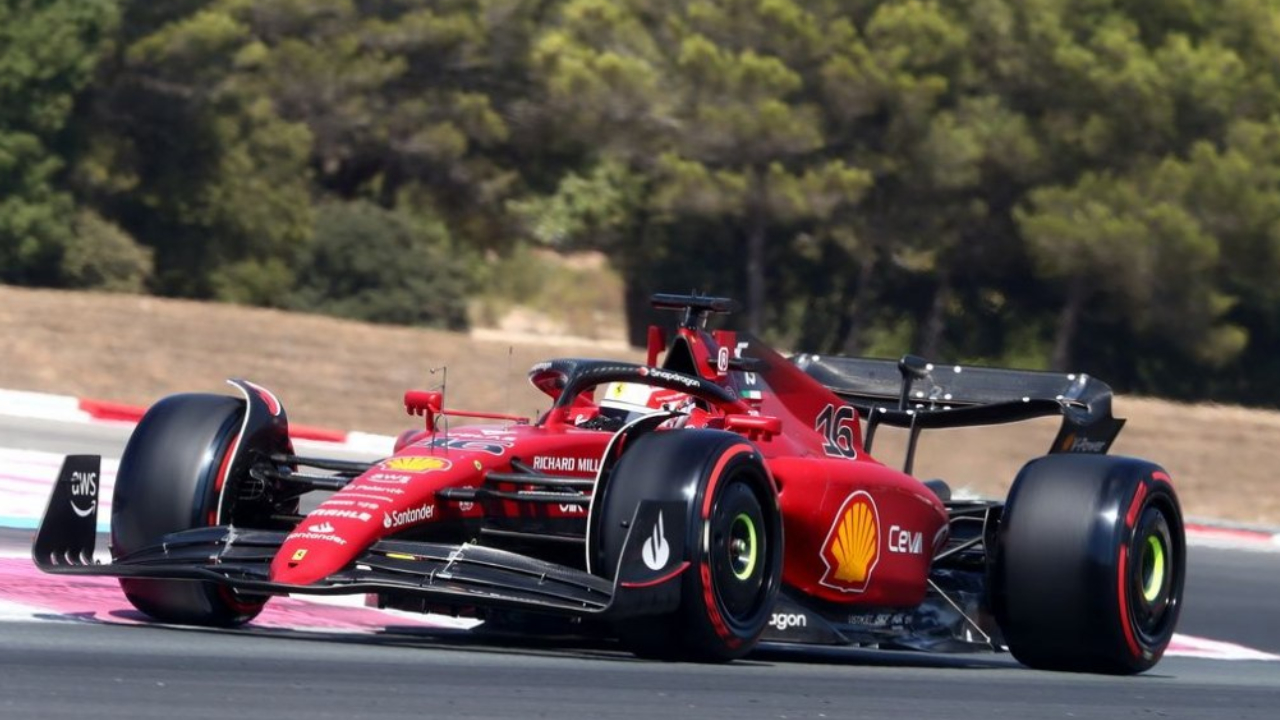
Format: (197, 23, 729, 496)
(729, 512, 759, 580)
(1129, 503, 1177, 643)
(1141, 535, 1166, 603)
(711, 481, 769, 622)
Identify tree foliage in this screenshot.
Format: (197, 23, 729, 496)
(10, 0, 1280, 405)
(290, 200, 471, 329)
(0, 0, 117, 285)
(60, 210, 153, 293)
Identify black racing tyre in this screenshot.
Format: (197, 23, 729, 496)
(603, 430, 782, 662)
(991, 454, 1185, 674)
(111, 393, 266, 626)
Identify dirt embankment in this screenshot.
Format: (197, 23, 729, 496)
(2, 285, 1277, 526)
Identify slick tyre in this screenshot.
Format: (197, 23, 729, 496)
(111, 394, 266, 626)
(602, 430, 782, 662)
(991, 454, 1184, 674)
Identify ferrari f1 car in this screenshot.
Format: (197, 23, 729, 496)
(33, 293, 1183, 673)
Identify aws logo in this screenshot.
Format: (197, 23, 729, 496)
(819, 491, 880, 593)
(381, 456, 452, 473)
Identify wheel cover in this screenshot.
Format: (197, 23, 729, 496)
(711, 481, 769, 622)
(1141, 535, 1166, 603)
(729, 512, 759, 581)
(1129, 504, 1177, 644)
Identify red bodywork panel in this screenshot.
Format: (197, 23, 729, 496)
(271, 324, 947, 610)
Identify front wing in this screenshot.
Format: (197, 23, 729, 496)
(32, 456, 686, 620)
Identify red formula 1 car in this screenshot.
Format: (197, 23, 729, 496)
(33, 294, 1184, 673)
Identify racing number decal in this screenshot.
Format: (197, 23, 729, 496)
(816, 404, 857, 459)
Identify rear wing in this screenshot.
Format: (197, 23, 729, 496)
(791, 353, 1125, 466)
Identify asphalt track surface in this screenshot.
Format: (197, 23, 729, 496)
(1, 615, 1276, 720)
(2, 417, 1278, 719)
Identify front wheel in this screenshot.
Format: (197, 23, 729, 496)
(991, 454, 1185, 674)
(112, 393, 266, 626)
(601, 430, 783, 662)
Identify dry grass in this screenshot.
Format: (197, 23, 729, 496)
(2, 285, 1277, 526)
(876, 397, 1280, 527)
(0, 286, 637, 434)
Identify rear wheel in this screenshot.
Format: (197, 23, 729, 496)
(601, 431, 782, 662)
(112, 394, 266, 626)
(991, 454, 1184, 674)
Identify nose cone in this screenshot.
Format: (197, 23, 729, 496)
(268, 456, 456, 586)
(270, 513, 374, 585)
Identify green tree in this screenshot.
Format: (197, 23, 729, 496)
(16, 0, 1280, 408)
(225, 0, 531, 250)
(1018, 166, 1239, 371)
(75, 2, 315, 300)
(527, 0, 871, 335)
(803, 0, 1280, 380)
(0, 0, 117, 284)
(290, 200, 471, 329)
(61, 210, 153, 292)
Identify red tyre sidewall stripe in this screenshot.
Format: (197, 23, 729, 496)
(1125, 481, 1149, 529)
(1117, 542, 1140, 659)
(1151, 470, 1178, 502)
(699, 443, 754, 647)
(1117, 476, 1153, 660)
(701, 445, 752, 520)
(700, 562, 739, 648)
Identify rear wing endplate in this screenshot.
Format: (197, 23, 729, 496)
(792, 354, 1125, 461)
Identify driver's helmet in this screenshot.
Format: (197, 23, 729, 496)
(598, 381, 695, 427)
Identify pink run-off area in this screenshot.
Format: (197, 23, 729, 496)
(0, 556, 1273, 661)
(0, 448, 118, 530)
(0, 556, 473, 635)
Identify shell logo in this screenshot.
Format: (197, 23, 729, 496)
(819, 491, 880, 593)
(382, 456, 452, 472)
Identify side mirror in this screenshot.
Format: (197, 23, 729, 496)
(725, 414, 782, 441)
(404, 390, 444, 431)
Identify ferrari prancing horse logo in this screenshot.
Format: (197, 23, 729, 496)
(819, 491, 880, 593)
